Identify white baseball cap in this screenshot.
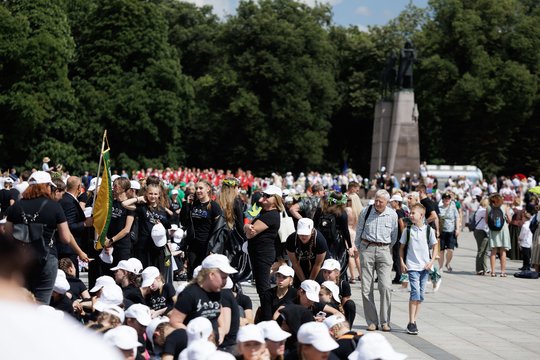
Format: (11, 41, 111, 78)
(257, 321, 291, 342)
(110, 260, 139, 274)
(125, 304, 152, 327)
(390, 194, 403, 203)
(94, 284, 123, 311)
(88, 177, 102, 191)
(181, 339, 217, 360)
(127, 258, 143, 274)
(169, 224, 179, 232)
(171, 189, 179, 195)
(173, 228, 185, 243)
(90, 275, 115, 293)
(223, 277, 233, 290)
(348, 332, 407, 360)
(151, 223, 167, 247)
(146, 316, 169, 349)
(28, 171, 55, 187)
(321, 281, 340, 302)
(104, 325, 142, 351)
(53, 273, 70, 295)
(300, 280, 320, 303)
(201, 254, 238, 274)
(323, 314, 347, 330)
(263, 185, 283, 198)
(297, 322, 339, 352)
(141, 266, 160, 288)
(321, 259, 341, 271)
(297, 218, 314, 236)
(111, 175, 120, 183)
(3, 177, 14, 184)
(186, 317, 213, 344)
(276, 264, 294, 278)
(236, 324, 265, 344)
(130, 180, 141, 190)
(102, 305, 125, 323)
(99, 248, 114, 264)
(192, 265, 202, 279)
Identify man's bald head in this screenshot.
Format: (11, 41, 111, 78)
(66, 176, 81, 192)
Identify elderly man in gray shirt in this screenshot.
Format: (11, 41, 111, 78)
(355, 189, 398, 332)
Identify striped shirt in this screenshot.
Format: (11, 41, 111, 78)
(355, 205, 398, 246)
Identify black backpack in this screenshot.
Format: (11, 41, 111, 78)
(318, 213, 338, 242)
(487, 207, 505, 231)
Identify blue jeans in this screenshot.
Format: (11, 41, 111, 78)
(409, 269, 428, 302)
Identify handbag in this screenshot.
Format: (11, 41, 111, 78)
(278, 211, 295, 243)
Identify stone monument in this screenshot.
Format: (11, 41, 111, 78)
(370, 41, 420, 179)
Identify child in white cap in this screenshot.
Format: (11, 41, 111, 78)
(258, 264, 296, 322)
(236, 324, 269, 360)
(257, 320, 291, 360)
(297, 321, 338, 360)
(320, 258, 356, 326)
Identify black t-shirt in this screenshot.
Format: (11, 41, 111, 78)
(123, 285, 145, 304)
(250, 209, 280, 248)
(395, 208, 406, 239)
(259, 286, 298, 322)
(134, 204, 170, 250)
(67, 276, 88, 300)
(339, 280, 351, 298)
(0, 188, 17, 214)
(108, 200, 135, 250)
(220, 289, 240, 348)
(162, 329, 188, 358)
(286, 230, 328, 279)
(6, 197, 67, 258)
(181, 200, 222, 243)
(174, 283, 221, 337)
(145, 283, 175, 314)
(236, 292, 253, 311)
(333, 331, 362, 360)
(421, 198, 439, 229)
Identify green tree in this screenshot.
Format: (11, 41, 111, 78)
(71, 0, 193, 171)
(417, 0, 538, 175)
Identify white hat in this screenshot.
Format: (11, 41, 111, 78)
(390, 194, 403, 202)
(99, 247, 114, 264)
(182, 339, 217, 360)
(297, 218, 314, 236)
(53, 273, 70, 295)
(201, 254, 238, 274)
(173, 228, 185, 243)
(263, 185, 283, 198)
(276, 264, 294, 278)
(151, 223, 167, 247)
(321, 281, 340, 303)
(171, 189, 179, 195)
(223, 277, 233, 290)
(141, 266, 160, 288)
(88, 177, 102, 192)
(321, 259, 341, 271)
(125, 304, 152, 327)
(192, 265, 202, 279)
(130, 180, 141, 190)
(28, 171, 55, 187)
(110, 260, 139, 274)
(111, 175, 120, 183)
(348, 332, 407, 360)
(127, 258, 143, 274)
(90, 275, 115, 293)
(297, 322, 339, 352)
(236, 324, 265, 344)
(94, 284, 123, 311)
(323, 314, 347, 330)
(187, 317, 213, 344)
(146, 316, 169, 349)
(169, 224, 179, 232)
(257, 321, 291, 342)
(300, 280, 320, 303)
(102, 305, 125, 323)
(104, 325, 142, 351)
(3, 177, 13, 184)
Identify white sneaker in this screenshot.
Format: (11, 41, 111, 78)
(433, 277, 442, 292)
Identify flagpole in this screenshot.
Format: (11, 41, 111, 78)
(93, 130, 107, 212)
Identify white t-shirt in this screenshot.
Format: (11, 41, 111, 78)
(400, 224, 438, 271)
(519, 220, 533, 248)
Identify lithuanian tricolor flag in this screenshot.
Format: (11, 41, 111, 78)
(93, 132, 113, 250)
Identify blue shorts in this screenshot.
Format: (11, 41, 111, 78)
(409, 270, 429, 302)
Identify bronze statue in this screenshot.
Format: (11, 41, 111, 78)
(397, 40, 416, 89)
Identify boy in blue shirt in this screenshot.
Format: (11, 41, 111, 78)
(399, 203, 438, 335)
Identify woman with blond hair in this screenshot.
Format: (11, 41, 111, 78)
(486, 194, 512, 277)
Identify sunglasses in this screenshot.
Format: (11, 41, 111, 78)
(262, 193, 272, 199)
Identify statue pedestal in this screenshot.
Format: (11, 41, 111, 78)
(370, 90, 420, 179)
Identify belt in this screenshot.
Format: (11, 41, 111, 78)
(362, 239, 389, 247)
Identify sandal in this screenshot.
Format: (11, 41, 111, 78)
(349, 278, 356, 284)
(500, 273, 507, 277)
(491, 273, 497, 277)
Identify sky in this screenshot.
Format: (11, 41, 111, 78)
(182, 0, 429, 30)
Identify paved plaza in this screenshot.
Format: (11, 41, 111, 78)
(241, 230, 540, 360)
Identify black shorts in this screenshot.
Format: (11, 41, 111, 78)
(440, 231, 457, 250)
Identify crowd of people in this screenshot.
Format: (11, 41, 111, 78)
(0, 161, 539, 359)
